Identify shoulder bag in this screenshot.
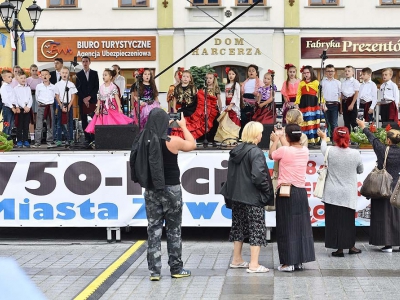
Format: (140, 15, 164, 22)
(313, 146, 331, 199)
(390, 176, 400, 209)
(360, 146, 393, 199)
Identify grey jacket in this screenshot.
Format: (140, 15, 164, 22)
(220, 143, 274, 207)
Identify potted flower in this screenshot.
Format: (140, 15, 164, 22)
(350, 122, 400, 148)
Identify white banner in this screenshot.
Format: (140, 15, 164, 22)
(0, 150, 376, 227)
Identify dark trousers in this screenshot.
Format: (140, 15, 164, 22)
(342, 98, 357, 133)
(325, 103, 339, 138)
(17, 112, 30, 142)
(57, 108, 73, 142)
(80, 106, 94, 142)
(144, 185, 183, 275)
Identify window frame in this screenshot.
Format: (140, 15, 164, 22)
(308, 0, 339, 6)
(47, 0, 78, 8)
(118, 0, 149, 7)
(380, 0, 400, 5)
(190, 0, 221, 6)
(235, 0, 266, 5)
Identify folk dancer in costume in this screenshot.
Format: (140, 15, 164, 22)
(201, 72, 222, 142)
(295, 65, 325, 144)
(357, 67, 377, 123)
(223, 67, 241, 126)
(131, 68, 160, 128)
(252, 70, 277, 124)
(240, 64, 264, 136)
(379, 68, 399, 123)
(321, 64, 341, 140)
(171, 70, 218, 139)
(341, 65, 360, 134)
(281, 64, 300, 124)
(167, 67, 183, 113)
(85, 69, 132, 135)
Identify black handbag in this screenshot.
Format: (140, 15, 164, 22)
(360, 146, 393, 199)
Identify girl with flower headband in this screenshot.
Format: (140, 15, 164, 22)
(171, 70, 218, 139)
(252, 70, 277, 124)
(85, 68, 132, 135)
(166, 67, 184, 113)
(201, 72, 222, 142)
(295, 65, 325, 144)
(131, 68, 159, 128)
(240, 64, 264, 136)
(281, 64, 300, 124)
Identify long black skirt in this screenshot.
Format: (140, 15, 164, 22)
(276, 186, 315, 265)
(324, 203, 355, 249)
(370, 197, 400, 246)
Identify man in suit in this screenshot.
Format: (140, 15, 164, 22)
(76, 56, 99, 143)
(50, 58, 63, 144)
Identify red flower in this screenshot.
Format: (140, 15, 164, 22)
(214, 73, 218, 78)
(300, 65, 306, 73)
(369, 122, 377, 133)
(225, 67, 230, 74)
(138, 68, 145, 75)
(3, 122, 9, 127)
(267, 69, 275, 75)
(178, 67, 184, 72)
(284, 63, 294, 70)
(398, 121, 400, 127)
(386, 124, 392, 131)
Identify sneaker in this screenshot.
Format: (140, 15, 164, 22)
(277, 265, 294, 272)
(16, 141, 23, 148)
(294, 263, 304, 271)
(171, 269, 191, 278)
(23, 141, 30, 148)
(32, 143, 41, 148)
(55, 141, 62, 147)
(381, 246, 393, 253)
(149, 274, 161, 281)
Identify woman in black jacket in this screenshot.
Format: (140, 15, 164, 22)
(221, 121, 274, 273)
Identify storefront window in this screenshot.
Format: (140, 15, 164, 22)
(236, 0, 266, 5)
(381, 0, 400, 4)
(309, 0, 338, 5)
(119, 0, 148, 6)
(192, 0, 220, 5)
(48, 0, 77, 7)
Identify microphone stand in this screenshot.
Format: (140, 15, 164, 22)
(271, 73, 276, 123)
(135, 75, 141, 130)
(319, 51, 328, 144)
(202, 79, 209, 148)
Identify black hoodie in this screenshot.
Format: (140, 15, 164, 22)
(221, 143, 274, 207)
(130, 108, 170, 190)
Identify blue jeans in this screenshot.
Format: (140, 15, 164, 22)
(2, 107, 14, 135)
(325, 104, 339, 138)
(57, 108, 73, 141)
(52, 101, 60, 142)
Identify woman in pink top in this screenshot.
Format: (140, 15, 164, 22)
(281, 64, 300, 124)
(270, 124, 315, 272)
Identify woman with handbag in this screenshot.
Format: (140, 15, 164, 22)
(317, 127, 364, 257)
(270, 124, 316, 272)
(220, 121, 274, 273)
(356, 119, 400, 252)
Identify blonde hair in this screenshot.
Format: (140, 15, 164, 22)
(387, 129, 400, 144)
(382, 68, 393, 76)
(286, 109, 303, 125)
(206, 72, 219, 91)
(242, 121, 263, 144)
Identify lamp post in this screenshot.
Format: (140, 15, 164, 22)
(0, 0, 43, 66)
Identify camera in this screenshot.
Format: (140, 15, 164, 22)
(169, 113, 181, 121)
(320, 122, 326, 131)
(275, 115, 283, 130)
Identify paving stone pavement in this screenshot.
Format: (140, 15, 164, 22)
(1, 240, 400, 299)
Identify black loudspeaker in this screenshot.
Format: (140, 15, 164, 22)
(381, 122, 400, 130)
(258, 124, 274, 150)
(95, 124, 139, 150)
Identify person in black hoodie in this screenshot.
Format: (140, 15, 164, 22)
(130, 108, 196, 281)
(221, 121, 274, 273)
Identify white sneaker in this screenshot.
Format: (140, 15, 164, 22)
(381, 247, 393, 253)
(278, 265, 294, 272)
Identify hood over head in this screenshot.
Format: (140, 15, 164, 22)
(229, 143, 257, 164)
(144, 108, 170, 141)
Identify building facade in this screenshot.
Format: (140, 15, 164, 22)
(2, 0, 400, 93)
